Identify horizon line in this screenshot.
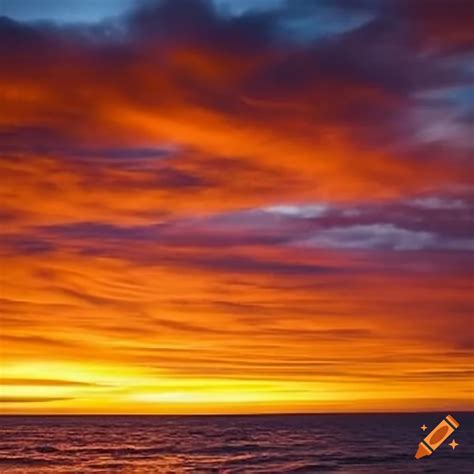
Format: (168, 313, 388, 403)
(1, 410, 473, 417)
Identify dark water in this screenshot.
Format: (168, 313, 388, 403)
(0, 413, 472, 473)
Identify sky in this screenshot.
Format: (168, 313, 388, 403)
(0, 0, 473, 414)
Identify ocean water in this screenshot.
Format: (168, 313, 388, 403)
(0, 413, 472, 473)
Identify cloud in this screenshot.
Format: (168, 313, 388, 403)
(3, 192, 470, 260)
(1, 378, 99, 387)
(1, 334, 82, 348)
(0, 0, 472, 231)
(297, 223, 473, 251)
(409, 196, 468, 210)
(395, 0, 474, 53)
(0, 397, 75, 403)
(1, 0, 472, 413)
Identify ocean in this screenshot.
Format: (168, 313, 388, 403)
(0, 413, 472, 473)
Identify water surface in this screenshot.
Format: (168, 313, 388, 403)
(1, 413, 472, 473)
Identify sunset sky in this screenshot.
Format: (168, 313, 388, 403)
(0, 0, 473, 414)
